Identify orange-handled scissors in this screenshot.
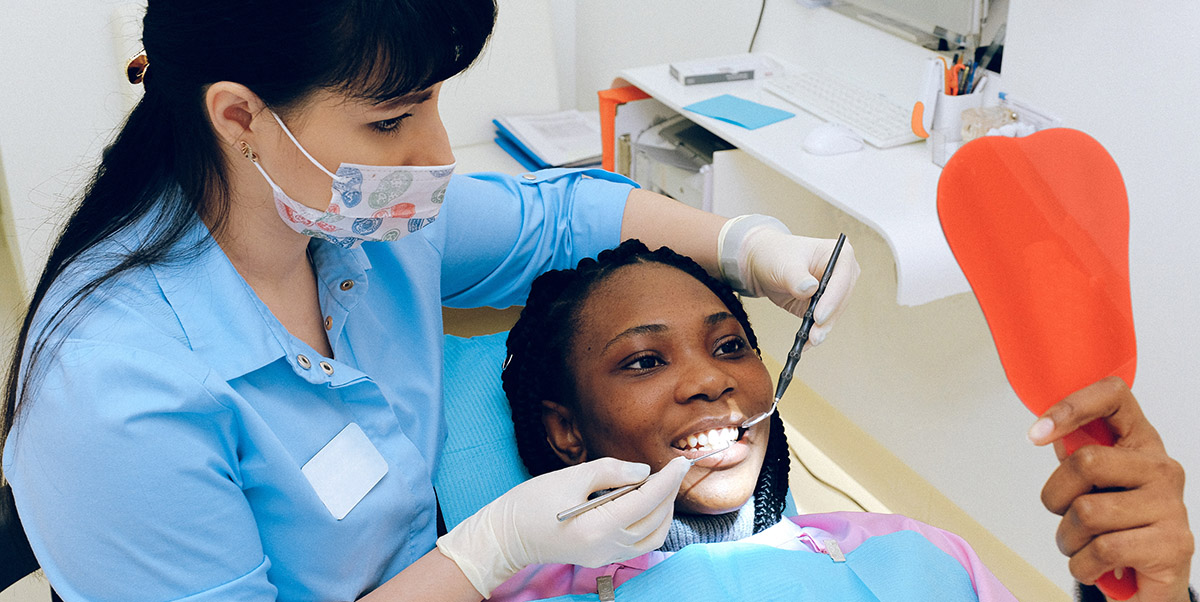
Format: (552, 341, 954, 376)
(947, 63, 968, 95)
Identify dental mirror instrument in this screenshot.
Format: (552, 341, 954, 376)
(555, 442, 732, 522)
(740, 233, 847, 430)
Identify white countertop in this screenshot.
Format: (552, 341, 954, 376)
(619, 56, 971, 306)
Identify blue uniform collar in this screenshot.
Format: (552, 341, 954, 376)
(147, 217, 372, 382)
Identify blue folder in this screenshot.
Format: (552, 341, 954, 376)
(492, 119, 552, 171)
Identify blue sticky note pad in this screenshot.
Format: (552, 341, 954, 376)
(683, 94, 794, 130)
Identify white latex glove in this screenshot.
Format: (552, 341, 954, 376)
(436, 456, 690, 597)
(718, 215, 860, 347)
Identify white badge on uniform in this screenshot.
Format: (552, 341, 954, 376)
(302, 423, 389, 520)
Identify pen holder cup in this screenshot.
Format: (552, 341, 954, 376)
(930, 91, 985, 167)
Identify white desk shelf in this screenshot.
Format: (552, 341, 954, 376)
(618, 58, 970, 306)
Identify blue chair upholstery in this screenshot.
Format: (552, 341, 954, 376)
(435, 332, 531, 530)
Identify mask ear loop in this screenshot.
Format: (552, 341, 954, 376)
(240, 140, 285, 192)
(268, 111, 351, 184)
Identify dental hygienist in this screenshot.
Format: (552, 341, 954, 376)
(0, 1, 859, 601)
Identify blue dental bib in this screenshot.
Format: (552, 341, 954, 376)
(535, 530, 980, 602)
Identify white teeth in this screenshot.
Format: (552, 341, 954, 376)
(675, 426, 740, 451)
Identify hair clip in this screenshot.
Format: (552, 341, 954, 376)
(126, 54, 149, 85)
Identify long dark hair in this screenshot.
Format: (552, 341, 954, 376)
(2, 0, 496, 459)
(502, 240, 790, 533)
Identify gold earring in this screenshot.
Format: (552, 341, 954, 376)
(238, 141, 257, 162)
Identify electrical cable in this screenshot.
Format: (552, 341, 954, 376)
(748, 0, 767, 52)
(790, 449, 869, 512)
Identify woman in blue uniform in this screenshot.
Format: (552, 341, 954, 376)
(0, 1, 859, 601)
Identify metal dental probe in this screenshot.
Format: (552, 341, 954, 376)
(555, 442, 733, 522)
(739, 233, 848, 431)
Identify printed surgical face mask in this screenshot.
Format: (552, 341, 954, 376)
(245, 111, 455, 248)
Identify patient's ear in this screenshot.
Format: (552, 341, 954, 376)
(541, 400, 587, 466)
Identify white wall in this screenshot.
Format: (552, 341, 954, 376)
(572, 0, 763, 111)
(440, 0, 563, 148)
(0, 1, 143, 292)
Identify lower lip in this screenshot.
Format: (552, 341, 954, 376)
(676, 439, 749, 469)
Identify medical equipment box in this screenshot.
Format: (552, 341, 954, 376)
(669, 55, 779, 85)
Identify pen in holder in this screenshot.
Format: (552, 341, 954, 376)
(911, 57, 991, 167)
(930, 89, 984, 167)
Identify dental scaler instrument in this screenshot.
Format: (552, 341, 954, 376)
(740, 233, 847, 430)
(556, 442, 732, 522)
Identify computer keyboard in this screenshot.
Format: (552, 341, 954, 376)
(762, 71, 920, 149)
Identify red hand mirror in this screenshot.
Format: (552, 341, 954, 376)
(937, 128, 1137, 599)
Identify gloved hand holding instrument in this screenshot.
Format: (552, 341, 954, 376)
(718, 215, 859, 350)
(741, 232, 848, 430)
(436, 456, 690, 597)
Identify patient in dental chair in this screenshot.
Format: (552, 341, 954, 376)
(488, 240, 1015, 601)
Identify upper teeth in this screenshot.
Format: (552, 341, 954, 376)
(676, 426, 738, 451)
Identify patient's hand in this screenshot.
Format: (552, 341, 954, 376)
(1030, 377, 1193, 602)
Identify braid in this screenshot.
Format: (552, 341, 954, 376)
(752, 412, 790, 532)
(503, 269, 581, 477)
(503, 240, 790, 531)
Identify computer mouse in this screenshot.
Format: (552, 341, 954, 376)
(803, 123, 865, 155)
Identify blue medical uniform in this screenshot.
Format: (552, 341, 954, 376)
(2, 169, 633, 601)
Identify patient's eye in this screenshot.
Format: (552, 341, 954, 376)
(622, 353, 665, 371)
(714, 336, 747, 357)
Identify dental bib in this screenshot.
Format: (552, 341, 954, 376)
(535, 530, 979, 602)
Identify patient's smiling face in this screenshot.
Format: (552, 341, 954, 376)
(542, 262, 774, 515)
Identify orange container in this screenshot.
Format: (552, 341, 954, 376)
(597, 85, 651, 172)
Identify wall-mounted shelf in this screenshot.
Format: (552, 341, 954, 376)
(618, 55, 970, 306)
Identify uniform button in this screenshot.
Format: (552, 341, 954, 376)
(522, 173, 537, 180)
(319, 361, 334, 375)
(297, 354, 312, 369)
(340, 279, 355, 291)
(324, 316, 333, 331)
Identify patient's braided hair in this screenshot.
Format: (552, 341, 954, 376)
(503, 239, 790, 533)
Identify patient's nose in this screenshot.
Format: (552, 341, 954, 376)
(677, 355, 736, 403)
